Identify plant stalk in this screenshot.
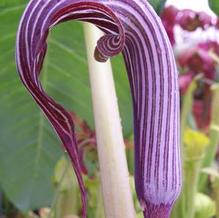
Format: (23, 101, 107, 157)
(199, 84, 219, 190)
(213, 178, 219, 218)
(83, 23, 136, 218)
(184, 159, 202, 218)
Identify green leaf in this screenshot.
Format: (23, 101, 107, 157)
(180, 77, 197, 145)
(195, 193, 216, 218)
(184, 129, 209, 159)
(148, 0, 167, 14)
(53, 156, 80, 216)
(0, 0, 132, 212)
(0, 2, 62, 212)
(209, 0, 219, 16)
(53, 157, 76, 192)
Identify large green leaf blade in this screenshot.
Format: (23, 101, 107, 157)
(0, 4, 63, 209)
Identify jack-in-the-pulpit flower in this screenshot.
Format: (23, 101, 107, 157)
(16, 0, 182, 217)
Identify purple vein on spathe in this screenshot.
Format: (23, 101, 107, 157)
(16, 1, 182, 217)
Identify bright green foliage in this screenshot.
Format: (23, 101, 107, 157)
(148, 0, 167, 14)
(195, 193, 216, 218)
(53, 157, 80, 217)
(184, 129, 209, 159)
(0, 3, 63, 211)
(209, 0, 219, 16)
(53, 157, 105, 218)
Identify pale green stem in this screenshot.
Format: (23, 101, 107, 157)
(213, 178, 219, 218)
(47, 157, 72, 218)
(83, 23, 136, 218)
(180, 76, 200, 144)
(184, 159, 202, 218)
(95, 186, 105, 218)
(199, 84, 219, 190)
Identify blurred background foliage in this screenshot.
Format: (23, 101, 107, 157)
(0, 0, 219, 218)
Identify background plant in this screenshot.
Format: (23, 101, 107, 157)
(0, 0, 219, 218)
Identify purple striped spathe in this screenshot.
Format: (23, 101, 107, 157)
(16, 0, 182, 217)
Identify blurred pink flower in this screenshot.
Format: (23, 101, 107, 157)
(176, 9, 200, 31)
(198, 40, 219, 56)
(178, 47, 215, 79)
(197, 11, 213, 28)
(179, 71, 194, 94)
(216, 18, 219, 29)
(176, 9, 212, 31)
(161, 5, 179, 45)
(192, 90, 212, 131)
(216, 145, 219, 163)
